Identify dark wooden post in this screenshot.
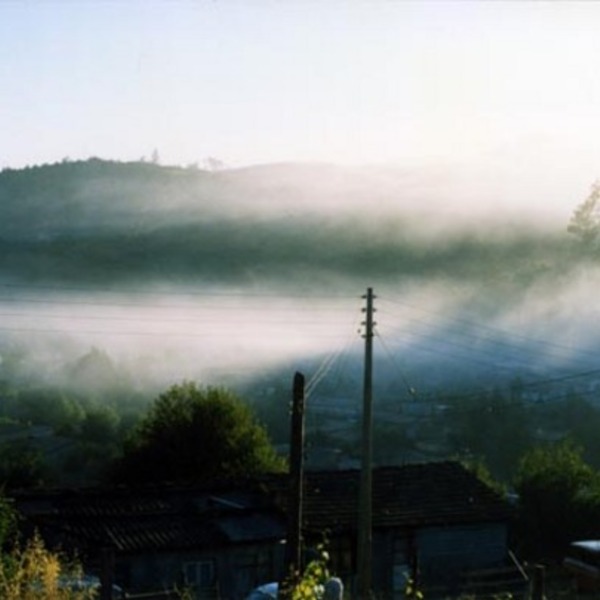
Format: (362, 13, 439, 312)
(357, 287, 375, 598)
(281, 372, 306, 598)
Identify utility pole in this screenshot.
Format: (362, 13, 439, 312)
(281, 372, 306, 599)
(357, 287, 375, 598)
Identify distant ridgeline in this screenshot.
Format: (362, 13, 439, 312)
(0, 157, 573, 287)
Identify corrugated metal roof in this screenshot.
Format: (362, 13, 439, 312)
(37, 513, 222, 553)
(16, 485, 283, 554)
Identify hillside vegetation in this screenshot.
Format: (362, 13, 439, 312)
(2, 158, 600, 493)
(0, 158, 573, 288)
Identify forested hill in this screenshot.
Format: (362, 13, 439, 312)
(0, 159, 225, 239)
(1, 158, 599, 495)
(0, 158, 598, 432)
(0, 158, 571, 288)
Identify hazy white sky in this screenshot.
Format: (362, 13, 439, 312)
(3, 1, 600, 210)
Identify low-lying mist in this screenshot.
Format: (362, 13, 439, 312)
(0, 158, 596, 402)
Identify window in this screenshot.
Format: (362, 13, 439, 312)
(183, 560, 215, 588)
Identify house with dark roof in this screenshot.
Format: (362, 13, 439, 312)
(13, 461, 526, 599)
(15, 484, 286, 599)
(284, 461, 526, 599)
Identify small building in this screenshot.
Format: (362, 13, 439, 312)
(292, 461, 527, 599)
(15, 484, 286, 599)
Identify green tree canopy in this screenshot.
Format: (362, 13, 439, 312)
(514, 440, 600, 557)
(0, 494, 17, 549)
(0, 440, 50, 490)
(112, 381, 285, 484)
(568, 180, 600, 246)
(446, 389, 531, 482)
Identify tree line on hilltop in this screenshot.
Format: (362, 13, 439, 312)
(0, 157, 590, 290)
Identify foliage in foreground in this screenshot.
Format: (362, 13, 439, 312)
(0, 532, 95, 600)
(292, 549, 330, 600)
(0, 494, 95, 599)
(284, 543, 338, 600)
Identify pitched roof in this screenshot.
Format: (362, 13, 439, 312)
(16, 486, 285, 554)
(266, 461, 512, 534)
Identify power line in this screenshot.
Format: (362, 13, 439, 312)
(306, 318, 363, 399)
(389, 368, 600, 410)
(378, 295, 598, 363)
(0, 310, 355, 326)
(374, 310, 600, 378)
(0, 325, 354, 340)
(374, 328, 417, 398)
(376, 327, 532, 372)
(373, 326, 600, 406)
(0, 282, 358, 301)
(0, 294, 360, 312)
(2, 282, 600, 408)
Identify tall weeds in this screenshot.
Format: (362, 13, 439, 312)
(0, 531, 96, 599)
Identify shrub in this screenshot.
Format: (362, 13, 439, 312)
(0, 532, 95, 599)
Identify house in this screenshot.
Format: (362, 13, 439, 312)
(13, 461, 526, 599)
(15, 484, 287, 599)
(285, 461, 527, 599)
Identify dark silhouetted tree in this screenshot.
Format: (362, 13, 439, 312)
(0, 440, 50, 489)
(112, 381, 285, 484)
(446, 389, 531, 481)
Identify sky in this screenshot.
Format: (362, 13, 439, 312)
(3, 1, 600, 211)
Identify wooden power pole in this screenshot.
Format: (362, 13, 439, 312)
(357, 287, 375, 598)
(281, 371, 306, 597)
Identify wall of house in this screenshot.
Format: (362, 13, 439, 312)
(116, 543, 284, 600)
(371, 522, 508, 598)
(120, 551, 202, 592)
(219, 543, 284, 599)
(416, 522, 508, 583)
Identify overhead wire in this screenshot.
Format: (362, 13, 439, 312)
(374, 327, 417, 398)
(378, 295, 598, 364)
(0, 289, 363, 341)
(374, 326, 531, 372)
(369, 292, 600, 413)
(1, 282, 599, 410)
(376, 305, 585, 366)
(1, 283, 588, 372)
(0, 310, 355, 327)
(305, 313, 364, 399)
(390, 385, 600, 425)
(0, 282, 359, 302)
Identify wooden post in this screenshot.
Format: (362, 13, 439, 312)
(281, 372, 306, 598)
(357, 287, 375, 598)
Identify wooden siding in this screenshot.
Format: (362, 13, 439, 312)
(119, 543, 284, 599)
(417, 522, 507, 584)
